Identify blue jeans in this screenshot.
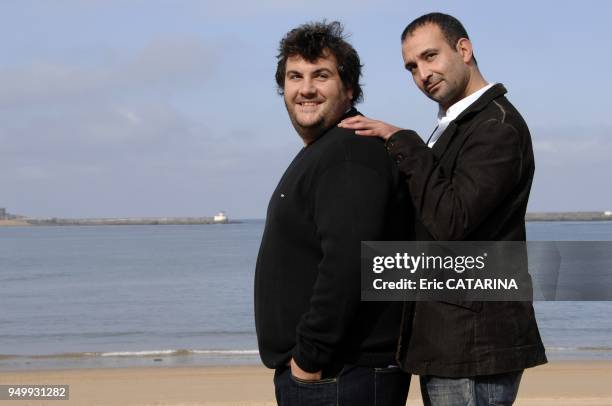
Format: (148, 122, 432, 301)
(274, 364, 410, 406)
(420, 370, 523, 406)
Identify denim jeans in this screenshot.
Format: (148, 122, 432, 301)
(274, 364, 410, 406)
(420, 370, 523, 406)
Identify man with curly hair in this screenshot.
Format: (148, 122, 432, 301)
(254, 21, 412, 405)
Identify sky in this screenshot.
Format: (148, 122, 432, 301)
(1, 1, 611, 219)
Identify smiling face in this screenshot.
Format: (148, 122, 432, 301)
(402, 23, 472, 110)
(283, 51, 353, 144)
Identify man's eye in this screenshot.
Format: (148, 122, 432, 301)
(288, 74, 300, 80)
(425, 53, 436, 61)
(316, 74, 329, 79)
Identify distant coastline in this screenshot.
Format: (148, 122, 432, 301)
(0, 219, 31, 227)
(0, 217, 239, 227)
(525, 211, 612, 222)
(1, 212, 611, 227)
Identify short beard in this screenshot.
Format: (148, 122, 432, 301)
(435, 75, 470, 110)
(285, 102, 328, 145)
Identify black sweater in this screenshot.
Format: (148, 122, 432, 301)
(254, 110, 411, 373)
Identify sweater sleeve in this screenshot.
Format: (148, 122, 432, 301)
(386, 118, 522, 241)
(291, 159, 390, 372)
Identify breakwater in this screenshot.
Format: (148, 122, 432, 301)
(23, 217, 233, 226)
(19, 212, 612, 225)
(526, 212, 612, 222)
(2, 212, 612, 227)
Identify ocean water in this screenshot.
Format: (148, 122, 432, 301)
(1, 220, 611, 370)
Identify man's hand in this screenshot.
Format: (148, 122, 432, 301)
(338, 115, 402, 141)
(290, 358, 322, 381)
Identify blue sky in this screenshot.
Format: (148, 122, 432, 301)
(1, 1, 610, 219)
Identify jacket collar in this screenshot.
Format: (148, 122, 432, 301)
(453, 83, 507, 124)
(431, 83, 507, 158)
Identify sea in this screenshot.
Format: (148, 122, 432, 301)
(1, 220, 611, 370)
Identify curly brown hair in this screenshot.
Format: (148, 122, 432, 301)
(275, 21, 363, 105)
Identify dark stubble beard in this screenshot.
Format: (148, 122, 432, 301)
(431, 71, 471, 111)
(285, 103, 326, 145)
(284, 99, 347, 146)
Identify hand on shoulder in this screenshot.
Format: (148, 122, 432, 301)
(338, 115, 402, 141)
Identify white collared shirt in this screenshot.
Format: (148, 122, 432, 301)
(428, 83, 496, 148)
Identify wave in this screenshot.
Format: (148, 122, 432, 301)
(546, 346, 612, 352)
(97, 349, 259, 357)
(0, 330, 255, 340)
(0, 349, 260, 360)
(577, 346, 612, 352)
(4, 346, 612, 360)
(0, 331, 148, 339)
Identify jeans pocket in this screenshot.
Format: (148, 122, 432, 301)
(290, 373, 338, 385)
(289, 373, 338, 405)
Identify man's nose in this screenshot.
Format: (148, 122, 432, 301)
(299, 78, 316, 96)
(416, 63, 433, 83)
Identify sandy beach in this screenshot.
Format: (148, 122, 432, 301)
(1, 361, 611, 405)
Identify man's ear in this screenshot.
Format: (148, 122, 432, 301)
(347, 88, 354, 101)
(456, 38, 474, 64)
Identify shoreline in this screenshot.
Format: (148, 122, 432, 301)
(3, 344, 611, 372)
(1, 361, 611, 405)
